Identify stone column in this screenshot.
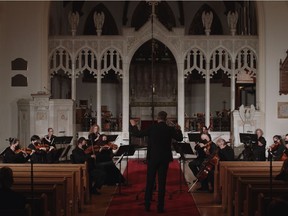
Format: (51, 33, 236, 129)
(231, 62, 236, 111)
(177, 62, 185, 130)
(122, 62, 130, 138)
(97, 62, 101, 129)
(205, 62, 210, 127)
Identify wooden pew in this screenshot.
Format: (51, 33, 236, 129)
(216, 161, 283, 211)
(244, 185, 288, 216)
(11, 171, 77, 216)
(13, 178, 67, 216)
(13, 184, 60, 216)
(0, 163, 90, 206)
(234, 178, 287, 216)
(26, 193, 49, 216)
(224, 167, 281, 213)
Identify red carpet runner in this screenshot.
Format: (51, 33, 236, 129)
(105, 160, 200, 216)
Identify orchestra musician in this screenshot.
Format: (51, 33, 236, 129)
(268, 135, 285, 161)
(3, 138, 30, 163)
(275, 159, 288, 181)
(88, 124, 124, 186)
(217, 138, 235, 161)
(253, 128, 267, 161)
(130, 111, 183, 213)
(88, 124, 101, 146)
(42, 128, 57, 163)
(188, 133, 217, 192)
(27, 135, 48, 163)
(71, 137, 106, 195)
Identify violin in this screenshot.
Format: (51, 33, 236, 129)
(84, 142, 118, 154)
(268, 141, 281, 152)
(195, 141, 212, 155)
(15, 148, 33, 155)
(35, 143, 50, 151)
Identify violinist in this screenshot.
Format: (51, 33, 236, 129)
(217, 138, 235, 161)
(3, 138, 30, 163)
(71, 137, 106, 195)
(94, 135, 124, 186)
(188, 133, 217, 192)
(268, 135, 285, 161)
(27, 135, 47, 163)
(253, 129, 267, 161)
(88, 124, 101, 146)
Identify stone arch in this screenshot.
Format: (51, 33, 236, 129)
(184, 47, 207, 78)
(74, 47, 98, 78)
(49, 46, 72, 77)
(209, 46, 233, 77)
(100, 47, 123, 78)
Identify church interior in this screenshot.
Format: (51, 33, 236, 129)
(1, 1, 288, 216)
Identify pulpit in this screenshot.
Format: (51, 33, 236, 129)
(17, 92, 75, 146)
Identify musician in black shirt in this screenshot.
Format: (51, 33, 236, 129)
(71, 137, 106, 195)
(42, 128, 57, 163)
(217, 138, 235, 161)
(3, 138, 29, 163)
(188, 133, 217, 191)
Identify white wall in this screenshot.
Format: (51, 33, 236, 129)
(0, 2, 49, 151)
(262, 2, 288, 143)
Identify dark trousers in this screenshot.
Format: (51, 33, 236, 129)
(145, 160, 169, 210)
(188, 157, 204, 177)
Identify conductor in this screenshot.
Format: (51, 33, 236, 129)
(130, 111, 183, 213)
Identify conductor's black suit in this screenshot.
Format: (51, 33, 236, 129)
(130, 119, 183, 212)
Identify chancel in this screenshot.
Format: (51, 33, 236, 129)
(0, 1, 288, 216)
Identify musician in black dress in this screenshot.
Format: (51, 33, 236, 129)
(88, 125, 124, 185)
(253, 128, 267, 161)
(71, 137, 106, 195)
(130, 111, 183, 213)
(28, 135, 47, 163)
(3, 138, 29, 163)
(42, 128, 57, 163)
(188, 133, 217, 191)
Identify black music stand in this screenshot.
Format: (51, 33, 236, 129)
(114, 145, 135, 195)
(172, 142, 194, 193)
(52, 136, 73, 161)
(106, 135, 118, 142)
(238, 133, 258, 161)
(188, 133, 201, 143)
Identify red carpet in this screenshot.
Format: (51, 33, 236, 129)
(105, 160, 200, 216)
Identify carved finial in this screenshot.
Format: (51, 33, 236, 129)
(93, 11, 105, 36)
(227, 11, 238, 36)
(146, 0, 160, 18)
(68, 11, 79, 36)
(202, 11, 213, 36)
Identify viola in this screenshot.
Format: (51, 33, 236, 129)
(195, 141, 212, 155)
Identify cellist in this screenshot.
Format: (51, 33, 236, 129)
(188, 133, 217, 192)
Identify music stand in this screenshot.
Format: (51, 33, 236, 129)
(106, 135, 118, 142)
(114, 145, 135, 195)
(172, 142, 194, 193)
(52, 136, 73, 161)
(239, 133, 258, 161)
(188, 133, 201, 143)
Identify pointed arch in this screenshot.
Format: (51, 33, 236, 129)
(131, 1, 176, 31)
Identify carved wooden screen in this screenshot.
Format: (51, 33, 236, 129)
(280, 51, 288, 95)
